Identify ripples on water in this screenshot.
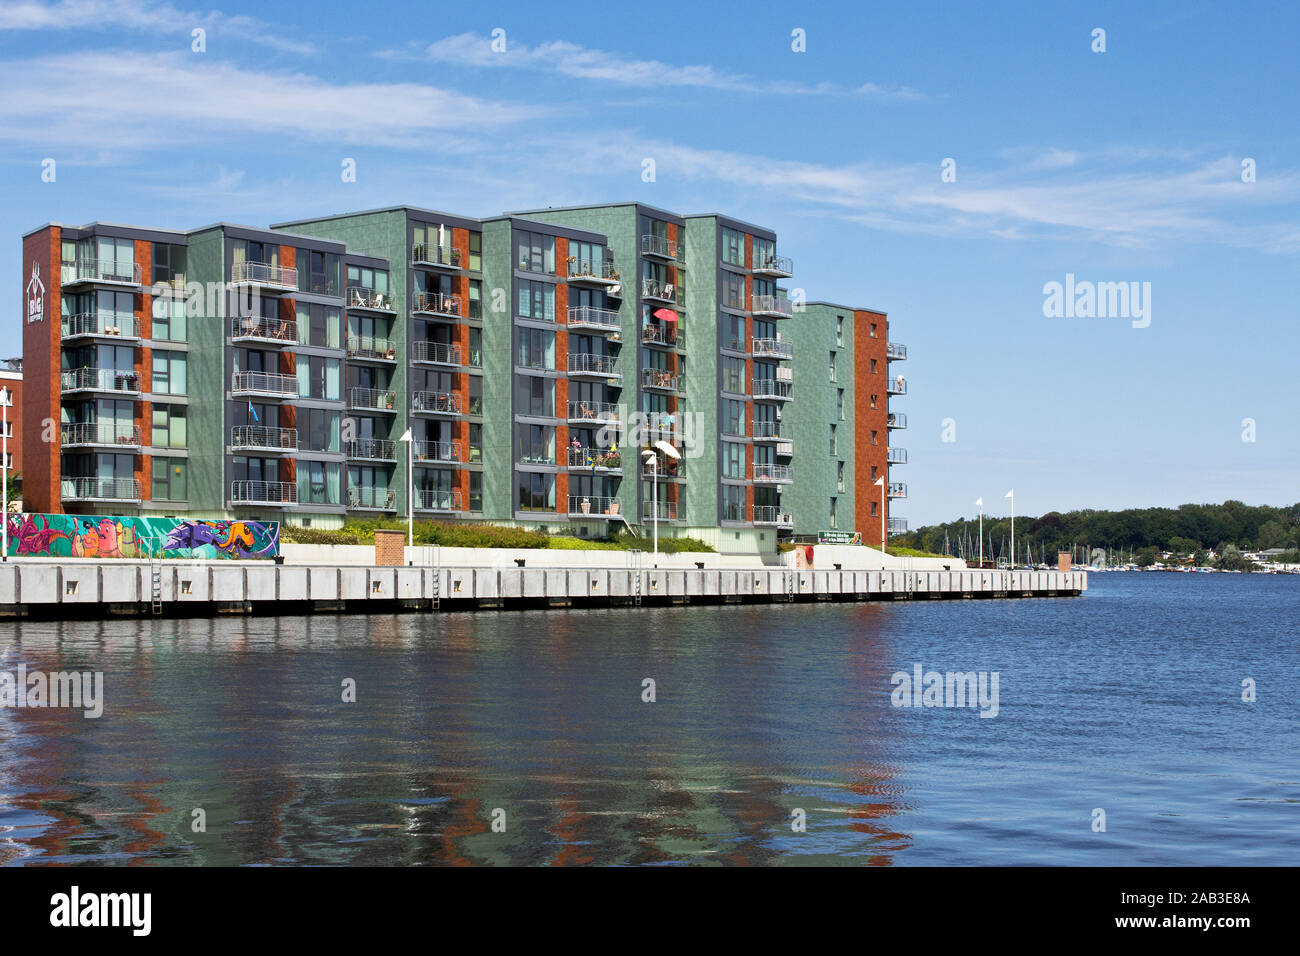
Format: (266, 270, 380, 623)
(0, 573, 1295, 865)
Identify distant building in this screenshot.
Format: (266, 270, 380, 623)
(1, 358, 21, 481)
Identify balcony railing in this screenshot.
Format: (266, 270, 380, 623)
(888, 377, 907, 395)
(61, 476, 142, 501)
(567, 305, 622, 332)
(569, 353, 620, 378)
(887, 412, 907, 429)
(752, 379, 793, 401)
(889, 516, 909, 534)
(641, 323, 679, 347)
(641, 501, 679, 521)
(411, 244, 462, 269)
(347, 335, 397, 361)
(568, 495, 620, 517)
(750, 294, 794, 317)
(60, 259, 142, 286)
(415, 488, 462, 511)
(887, 342, 907, 360)
(888, 447, 908, 464)
(232, 371, 297, 397)
(752, 505, 794, 527)
(348, 387, 398, 412)
(413, 440, 460, 463)
(751, 421, 787, 441)
(567, 260, 620, 283)
(641, 278, 676, 302)
(641, 457, 684, 479)
(230, 480, 297, 505)
(347, 439, 397, 461)
(348, 487, 396, 510)
(346, 287, 396, 312)
(61, 422, 141, 448)
(751, 255, 794, 277)
(568, 447, 622, 470)
(230, 261, 298, 289)
(754, 463, 793, 483)
(230, 425, 298, 452)
(776, 440, 793, 458)
(751, 337, 793, 359)
(641, 368, 679, 392)
(412, 341, 463, 366)
(61, 313, 141, 340)
(640, 235, 677, 259)
(61, 367, 140, 394)
(411, 390, 462, 415)
(888, 482, 907, 498)
(566, 400, 620, 424)
(231, 315, 296, 344)
(412, 292, 462, 317)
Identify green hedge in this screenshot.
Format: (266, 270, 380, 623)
(284, 520, 717, 553)
(280, 527, 360, 545)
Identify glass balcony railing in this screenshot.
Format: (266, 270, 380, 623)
(751, 379, 793, 401)
(567, 260, 620, 283)
(61, 313, 140, 340)
(751, 421, 787, 441)
(888, 482, 907, 498)
(348, 487, 396, 510)
(751, 337, 793, 359)
(888, 447, 908, 464)
(641, 278, 676, 302)
(750, 294, 794, 317)
(752, 505, 794, 527)
(566, 306, 622, 332)
(230, 425, 298, 452)
(346, 287, 396, 312)
(61, 367, 140, 394)
(753, 463, 793, 483)
(411, 244, 462, 269)
(888, 517, 909, 534)
(641, 500, 679, 521)
(751, 255, 794, 277)
(60, 259, 141, 286)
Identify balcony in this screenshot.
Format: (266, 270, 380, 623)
(750, 294, 794, 318)
(641, 368, 679, 392)
(887, 412, 907, 430)
(60, 259, 141, 288)
(752, 338, 793, 359)
(887, 342, 907, 361)
(230, 480, 297, 505)
(776, 440, 793, 458)
(640, 235, 677, 260)
(346, 287, 396, 313)
(347, 439, 397, 462)
(411, 341, 463, 367)
(412, 292, 462, 318)
(567, 400, 620, 425)
(641, 500, 679, 521)
(889, 516, 909, 535)
(641, 413, 682, 444)
(61, 422, 141, 450)
(231, 425, 298, 453)
(751, 255, 794, 278)
(567, 305, 622, 334)
(61, 367, 140, 395)
(752, 505, 794, 528)
(413, 440, 461, 464)
(348, 387, 398, 412)
(567, 447, 622, 472)
(411, 244, 463, 271)
(415, 488, 462, 512)
(61, 476, 142, 503)
(641, 278, 677, 303)
(231, 315, 296, 346)
(888, 376, 907, 395)
(641, 457, 684, 480)
(568, 495, 621, 518)
(347, 335, 397, 362)
(348, 487, 396, 511)
(569, 353, 620, 380)
(230, 261, 298, 291)
(751, 421, 788, 442)
(411, 390, 462, 416)
(640, 323, 680, 348)
(751, 379, 793, 401)
(61, 313, 141, 341)
(888, 482, 907, 498)
(232, 371, 297, 398)
(567, 260, 620, 285)
(888, 447, 908, 464)
(754, 463, 793, 484)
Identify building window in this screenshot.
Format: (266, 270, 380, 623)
(468, 280, 482, 319)
(836, 316, 844, 347)
(871, 465, 878, 480)
(517, 281, 556, 321)
(837, 389, 844, 420)
(837, 462, 845, 493)
(871, 501, 878, 517)
(870, 393, 878, 410)
(514, 376, 554, 417)
(871, 430, 878, 446)
(151, 351, 187, 395)
(152, 405, 187, 448)
(722, 441, 745, 478)
(151, 295, 187, 342)
(870, 358, 878, 374)
(151, 458, 187, 501)
(723, 399, 744, 436)
(721, 227, 745, 266)
(830, 497, 838, 529)
(829, 351, 837, 383)
(468, 231, 482, 272)
(723, 272, 745, 310)
(151, 243, 187, 286)
(517, 472, 555, 512)
(829, 423, 837, 456)
(722, 356, 745, 394)
(870, 323, 878, 337)
(516, 328, 556, 370)
(515, 230, 556, 274)
(469, 471, 483, 511)
(723, 484, 746, 521)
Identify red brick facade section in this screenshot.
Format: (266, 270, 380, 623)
(853, 308, 890, 546)
(21, 228, 61, 513)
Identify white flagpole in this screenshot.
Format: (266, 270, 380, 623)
(1005, 489, 1015, 570)
(874, 476, 886, 556)
(976, 497, 983, 569)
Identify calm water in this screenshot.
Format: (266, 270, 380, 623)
(1, 573, 1296, 866)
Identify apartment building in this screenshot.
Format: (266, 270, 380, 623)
(21, 205, 906, 548)
(1, 359, 20, 480)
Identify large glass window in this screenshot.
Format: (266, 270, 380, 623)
(723, 484, 746, 522)
(722, 441, 745, 478)
(298, 356, 341, 400)
(468, 231, 482, 271)
(723, 272, 745, 309)
(151, 351, 187, 395)
(151, 458, 187, 501)
(514, 376, 554, 417)
(151, 405, 187, 448)
(516, 328, 555, 369)
(151, 243, 187, 286)
(514, 230, 556, 274)
(722, 356, 745, 394)
(517, 280, 555, 321)
(722, 399, 744, 436)
(151, 294, 186, 341)
(721, 227, 745, 266)
(516, 423, 556, 464)
(298, 460, 342, 505)
(516, 472, 555, 512)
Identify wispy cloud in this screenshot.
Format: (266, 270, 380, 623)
(0, 0, 316, 55)
(402, 32, 932, 101)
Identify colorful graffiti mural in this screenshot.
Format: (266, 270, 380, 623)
(4, 514, 280, 560)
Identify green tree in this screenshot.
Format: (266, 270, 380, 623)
(1135, 546, 1159, 567)
(1255, 520, 1288, 550)
(1215, 545, 1258, 572)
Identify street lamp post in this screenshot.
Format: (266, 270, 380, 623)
(398, 428, 413, 553)
(642, 450, 658, 557)
(1005, 489, 1015, 571)
(976, 497, 983, 569)
(874, 475, 886, 556)
(1, 387, 9, 562)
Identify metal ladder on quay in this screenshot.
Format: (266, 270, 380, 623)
(147, 537, 163, 615)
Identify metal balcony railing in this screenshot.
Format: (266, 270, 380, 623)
(411, 244, 462, 269)
(751, 421, 787, 441)
(347, 335, 397, 361)
(232, 371, 297, 397)
(346, 287, 396, 312)
(411, 390, 462, 415)
(348, 387, 398, 411)
(231, 315, 296, 344)
(412, 292, 462, 317)
(754, 463, 793, 482)
(60, 259, 142, 286)
(566, 400, 621, 424)
(569, 353, 620, 377)
(568, 495, 620, 517)
(415, 488, 462, 511)
(752, 379, 793, 400)
(888, 482, 907, 498)
(641, 457, 684, 479)
(641, 501, 679, 521)
(567, 260, 620, 283)
(641, 278, 676, 301)
(888, 447, 908, 464)
(347, 439, 396, 461)
(751, 254, 794, 277)
(887, 412, 907, 429)
(888, 517, 909, 534)
(752, 505, 794, 527)
(641, 323, 679, 347)
(230, 425, 298, 452)
(61, 476, 142, 501)
(413, 440, 460, 463)
(750, 294, 794, 317)
(640, 234, 677, 259)
(888, 377, 907, 395)
(61, 422, 141, 447)
(61, 367, 140, 394)
(230, 480, 297, 505)
(411, 341, 463, 366)
(641, 368, 679, 391)
(568, 447, 622, 470)
(61, 313, 141, 340)
(348, 487, 396, 510)
(751, 337, 793, 359)
(230, 261, 298, 289)
(567, 305, 622, 332)
(887, 342, 907, 360)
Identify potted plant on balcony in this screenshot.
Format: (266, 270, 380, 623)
(581, 497, 591, 515)
(609, 501, 620, 515)
(384, 393, 395, 410)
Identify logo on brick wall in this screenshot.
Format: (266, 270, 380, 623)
(26, 262, 45, 324)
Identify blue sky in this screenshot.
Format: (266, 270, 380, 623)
(2, 0, 1297, 525)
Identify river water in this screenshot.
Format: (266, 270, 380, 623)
(1, 572, 1295, 865)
